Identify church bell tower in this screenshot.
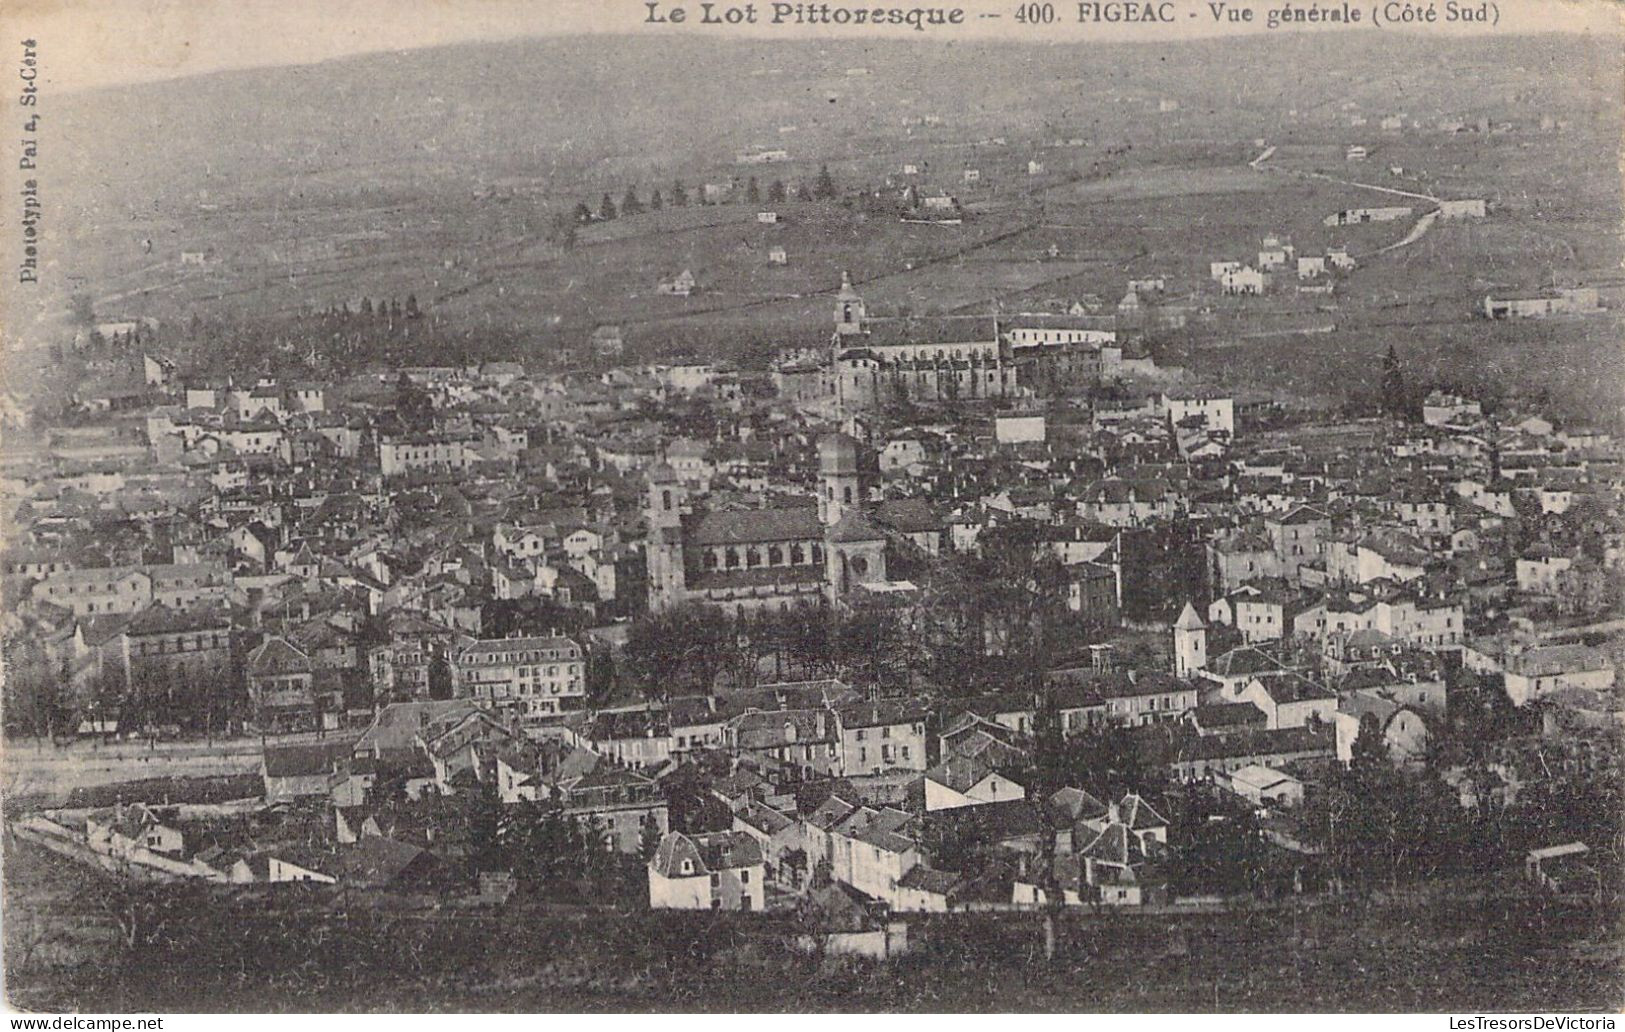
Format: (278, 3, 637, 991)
(834, 270, 866, 337)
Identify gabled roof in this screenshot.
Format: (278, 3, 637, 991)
(1190, 702, 1268, 730)
(1048, 786, 1109, 823)
(1206, 645, 1293, 679)
(736, 800, 794, 837)
(1174, 602, 1205, 631)
(1250, 671, 1336, 705)
(686, 506, 821, 546)
(650, 830, 763, 878)
(263, 738, 357, 779)
(827, 511, 887, 544)
(925, 754, 1001, 794)
(1117, 792, 1167, 831)
(806, 793, 859, 832)
(329, 835, 437, 887)
(1079, 821, 1144, 867)
(1269, 504, 1331, 526)
(837, 698, 928, 730)
(248, 635, 311, 672)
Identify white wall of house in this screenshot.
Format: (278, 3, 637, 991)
(923, 772, 1025, 811)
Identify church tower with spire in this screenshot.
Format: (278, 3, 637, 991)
(644, 463, 689, 612)
(817, 431, 863, 526)
(833, 270, 866, 337)
(1173, 601, 1208, 678)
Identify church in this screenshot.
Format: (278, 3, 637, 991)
(774, 273, 1020, 414)
(644, 432, 900, 615)
(775, 273, 1129, 413)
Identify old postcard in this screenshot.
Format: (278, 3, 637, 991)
(0, 0, 1621, 1016)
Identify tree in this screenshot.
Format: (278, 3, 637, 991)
(638, 815, 664, 863)
(815, 163, 837, 199)
(671, 181, 688, 207)
(746, 176, 761, 204)
(1349, 712, 1389, 775)
(767, 179, 787, 203)
(965, 521, 1074, 685)
(621, 187, 644, 217)
(1380, 344, 1411, 420)
(465, 780, 509, 873)
(586, 648, 614, 705)
(68, 292, 96, 326)
(405, 294, 421, 319)
(1026, 694, 1069, 961)
(427, 652, 453, 701)
(797, 182, 814, 202)
(393, 373, 435, 433)
(573, 201, 594, 224)
(599, 193, 618, 221)
(621, 604, 733, 700)
(649, 188, 664, 211)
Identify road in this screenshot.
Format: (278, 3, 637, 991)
(1297, 169, 1440, 204)
(1247, 147, 1443, 260)
(1369, 208, 1440, 257)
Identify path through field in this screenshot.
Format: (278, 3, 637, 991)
(1369, 208, 1440, 257)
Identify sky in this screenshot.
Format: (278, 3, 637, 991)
(4, 0, 1621, 93)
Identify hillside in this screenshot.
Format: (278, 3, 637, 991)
(7, 30, 1619, 419)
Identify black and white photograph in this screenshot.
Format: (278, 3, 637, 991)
(0, 0, 1621, 1015)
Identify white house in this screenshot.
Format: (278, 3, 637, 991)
(648, 831, 765, 911)
(1236, 672, 1338, 729)
(1224, 764, 1304, 808)
(923, 756, 1025, 811)
(1221, 266, 1265, 296)
(1501, 644, 1616, 708)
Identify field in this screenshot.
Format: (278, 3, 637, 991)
(4, 32, 1618, 423)
(3, 839, 1619, 1012)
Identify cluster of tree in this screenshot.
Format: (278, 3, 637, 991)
(321, 295, 422, 323)
(617, 596, 944, 699)
(1163, 786, 1304, 899)
(391, 372, 436, 432)
(574, 183, 679, 224)
(1, 649, 77, 740)
(1301, 716, 1494, 892)
(1, 646, 247, 742)
(616, 523, 1105, 700)
(1117, 523, 1212, 622)
(1378, 344, 1427, 422)
(448, 783, 646, 901)
(163, 300, 527, 384)
(571, 165, 839, 225)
